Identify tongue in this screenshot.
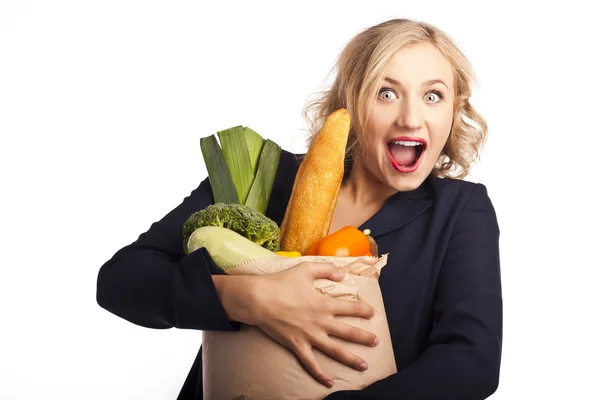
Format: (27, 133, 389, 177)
(389, 144, 417, 166)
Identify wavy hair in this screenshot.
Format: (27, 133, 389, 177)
(303, 18, 488, 179)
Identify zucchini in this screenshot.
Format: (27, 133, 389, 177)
(187, 226, 275, 270)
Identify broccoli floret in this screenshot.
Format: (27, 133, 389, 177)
(182, 203, 280, 254)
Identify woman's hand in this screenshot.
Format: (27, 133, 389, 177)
(214, 262, 379, 388)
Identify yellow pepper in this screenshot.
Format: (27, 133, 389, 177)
(275, 250, 302, 258)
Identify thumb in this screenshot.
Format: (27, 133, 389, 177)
(308, 262, 345, 282)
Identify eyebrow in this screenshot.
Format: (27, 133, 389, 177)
(384, 76, 449, 89)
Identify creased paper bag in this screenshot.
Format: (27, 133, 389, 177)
(202, 254, 397, 400)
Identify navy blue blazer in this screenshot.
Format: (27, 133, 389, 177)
(97, 149, 502, 400)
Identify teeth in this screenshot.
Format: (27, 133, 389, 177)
(391, 140, 423, 146)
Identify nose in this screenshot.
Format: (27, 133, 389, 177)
(395, 97, 423, 130)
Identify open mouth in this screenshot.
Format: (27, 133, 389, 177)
(386, 138, 427, 173)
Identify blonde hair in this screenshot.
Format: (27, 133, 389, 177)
(303, 18, 488, 180)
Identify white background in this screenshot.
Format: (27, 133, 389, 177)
(1, 1, 598, 399)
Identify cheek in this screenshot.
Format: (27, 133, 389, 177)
(429, 111, 454, 151)
(369, 106, 396, 131)
(362, 114, 390, 154)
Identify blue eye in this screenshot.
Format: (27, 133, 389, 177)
(378, 88, 397, 101)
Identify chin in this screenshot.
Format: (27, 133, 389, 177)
(378, 159, 430, 193)
(387, 175, 427, 192)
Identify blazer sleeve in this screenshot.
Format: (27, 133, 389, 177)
(326, 183, 503, 400)
(96, 177, 239, 332)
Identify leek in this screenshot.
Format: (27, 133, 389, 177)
(244, 127, 264, 175)
(217, 126, 255, 204)
(199, 125, 281, 215)
(200, 135, 239, 204)
(245, 139, 281, 214)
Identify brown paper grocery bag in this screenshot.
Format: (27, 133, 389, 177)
(202, 254, 397, 400)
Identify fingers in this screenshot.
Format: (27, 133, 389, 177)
(294, 343, 334, 388)
(326, 321, 380, 347)
(331, 298, 375, 319)
(306, 262, 345, 282)
(314, 334, 369, 373)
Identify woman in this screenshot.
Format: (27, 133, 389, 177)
(97, 18, 502, 399)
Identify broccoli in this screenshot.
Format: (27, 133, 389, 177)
(182, 203, 281, 254)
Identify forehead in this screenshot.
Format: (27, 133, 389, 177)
(384, 43, 454, 87)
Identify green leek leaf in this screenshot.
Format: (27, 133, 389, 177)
(244, 127, 264, 175)
(245, 139, 281, 214)
(200, 135, 239, 204)
(218, 126, 254, 204)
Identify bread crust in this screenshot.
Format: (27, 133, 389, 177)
(279, 109, 351, 253)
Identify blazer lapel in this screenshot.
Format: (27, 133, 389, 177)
(358, 178, 434, 238)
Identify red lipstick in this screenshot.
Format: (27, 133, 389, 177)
(386, 136, 427, 173)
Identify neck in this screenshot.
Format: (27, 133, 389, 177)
(341, 160, 397, 206)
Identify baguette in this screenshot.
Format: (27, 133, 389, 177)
(279, 108, 351, 253)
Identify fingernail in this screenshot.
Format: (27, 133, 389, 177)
(372, 336, 380, 347)
(326, 379, 334, 388)
(359, 362, 368, 371)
